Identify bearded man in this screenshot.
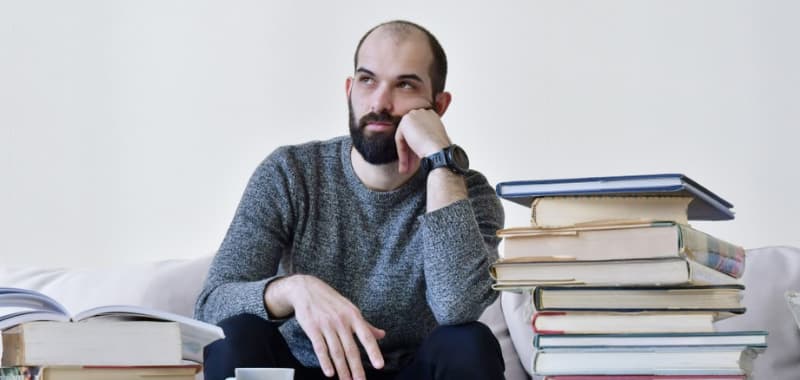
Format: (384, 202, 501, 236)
(196, 20, 505, 380)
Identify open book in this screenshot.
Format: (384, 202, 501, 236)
(0, 287, 224, 363)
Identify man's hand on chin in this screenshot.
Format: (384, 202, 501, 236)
(394, 109, 451, 174)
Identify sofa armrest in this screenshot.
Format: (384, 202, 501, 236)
(715, 246, 800, 380)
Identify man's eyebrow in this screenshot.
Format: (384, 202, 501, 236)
(397, 74, 424, 83)
(356, 68, 376, 76)
(355, 68, 424, 84)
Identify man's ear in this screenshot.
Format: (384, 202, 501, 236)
(434, 91, 452, 116)
(345, 77, 353, 97)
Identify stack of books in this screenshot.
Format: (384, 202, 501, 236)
(492, 174, 767, 379)
(0, 287, 224, 380)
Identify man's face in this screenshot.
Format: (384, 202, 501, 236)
(348, 29, 437, 165)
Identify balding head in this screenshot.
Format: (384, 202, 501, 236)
(354, 20, 448, 96)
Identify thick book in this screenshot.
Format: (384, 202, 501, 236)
(490, 257, 740, 289)
(530, 196, 692, 227)
(495, 173, 734, 220)
(0, 364, 201, 380)
(532, 285, 745, 313)
(532, 346, 761, 376)
(1, 321, 182, 366)
(532, 311, 721, 335)
(534, 331, 768, 350)
(0, 287, 223, 363)
(497, 222, 745, 278)
(543, 375, 746, 379)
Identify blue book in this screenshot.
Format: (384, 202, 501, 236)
(534, 331, 768, 349)
(495, 173, 734, 220)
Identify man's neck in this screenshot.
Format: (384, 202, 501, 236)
(350, 147, 419, 191)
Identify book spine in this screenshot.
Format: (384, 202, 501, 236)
(544, 376, 745, 380)
(679, 225, 745, 278)
(0, 330, 25, 367)
(532, 311, 566, 334)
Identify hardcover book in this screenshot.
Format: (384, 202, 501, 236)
(497, 222, 745, 278)
(531, 311, 721, 335)
(543, 375, 746, 379)
(532, 285, 745, 313)
(532, 346, 761, 376)
(529, 196, 692, 227)
(533, 331, 767, 350)
(490, 257, 740, 289)
(0, 364, 201, 380)
(0, 287, 223, 363)
(495, 173, 734, 221)
(2, 321, 182, 366)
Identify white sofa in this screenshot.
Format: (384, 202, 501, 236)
(2, 246, 799, 380)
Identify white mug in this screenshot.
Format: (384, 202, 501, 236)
(234, 367, 295, 380)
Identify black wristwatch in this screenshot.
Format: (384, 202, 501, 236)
(421, 144, 470, 175)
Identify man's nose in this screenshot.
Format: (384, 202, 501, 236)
(370, 84, 394, 114)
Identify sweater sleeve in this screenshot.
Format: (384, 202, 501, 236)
(418, 170, 505, 325)
(194, 149, 298, 324)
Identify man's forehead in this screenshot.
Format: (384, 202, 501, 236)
(356, 27, 433, 77)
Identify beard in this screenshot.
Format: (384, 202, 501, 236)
(348, 99, 403, 165)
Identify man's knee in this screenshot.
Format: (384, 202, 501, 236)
(409, 322, 504, 380)
(425, 321, 502, 361)
(216, 313, 277, 344)
(204, 313, 281, 378)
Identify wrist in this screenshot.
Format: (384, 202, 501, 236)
(421, 144, 470, 176)
(420, 139, 451, 158)
(265, 275, 300, 318)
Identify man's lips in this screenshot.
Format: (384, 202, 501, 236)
(365, 122, 394, 132)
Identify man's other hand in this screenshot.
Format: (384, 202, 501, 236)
(265, 275, 385, 380)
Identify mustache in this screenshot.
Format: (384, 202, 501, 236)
(358, 111, 403, 129)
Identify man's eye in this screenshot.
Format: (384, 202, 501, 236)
(398, 81, 415, 89)
(359, 77, 375, 85)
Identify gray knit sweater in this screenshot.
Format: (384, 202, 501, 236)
(194, 136, 504, 370)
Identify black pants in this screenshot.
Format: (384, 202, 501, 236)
(204, 314, 505, 380)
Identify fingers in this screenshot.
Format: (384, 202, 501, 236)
(396, 109, 450, 160)
(290, 276, 383, 379)
(338, 327, 366, 380)
(395, 130, 411, 174)
(324, 328, 354, 380)
(315, 322, 377, 380)
(369, 324, 386, 340)
(307, 327, 336, 377)
(355, 323, 385, 369)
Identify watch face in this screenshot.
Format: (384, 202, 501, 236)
(448, 145, 470, 173)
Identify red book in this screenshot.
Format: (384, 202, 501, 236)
(544, 376, 746, 380)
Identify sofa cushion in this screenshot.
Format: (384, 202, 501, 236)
(0, 256, 213, 318)
(0, 255, 529, 379)
(502, 290, 537, 378)
(715, 246, 800, 380)
(479, 297, 530, 380)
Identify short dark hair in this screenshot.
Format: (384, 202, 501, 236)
(353, 20, 448, 97)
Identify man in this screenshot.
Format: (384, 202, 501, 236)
(195, 20, 505, 380)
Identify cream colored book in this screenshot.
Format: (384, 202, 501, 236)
(0, 363, 202, 380)
(532, 311, 721, 335)
(1, 321, 182, 366)
(490, 256, 741, 289)
(0, 287, 223, 363)
(530, 196, 691, 227)
(497, 222, 745, 278)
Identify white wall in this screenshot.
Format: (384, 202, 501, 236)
(1, 0, 797, 267)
